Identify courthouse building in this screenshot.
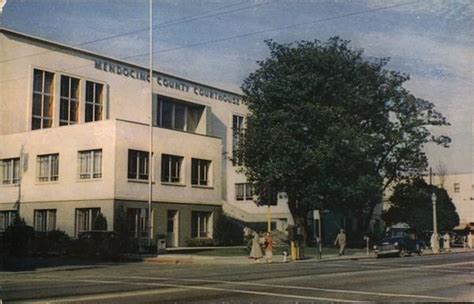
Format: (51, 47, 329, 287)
(0, 27, 291, 246)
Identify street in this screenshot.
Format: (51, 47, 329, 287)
(1, 252, 473, 303)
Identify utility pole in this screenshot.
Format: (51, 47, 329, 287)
(147, 0, 154, 247)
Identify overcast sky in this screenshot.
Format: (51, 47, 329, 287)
(2, 0, 472, 174)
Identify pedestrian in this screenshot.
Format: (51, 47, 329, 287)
(443, 232, 451, 252)
(249, 232, 263, 263)
(264, 232, 274, 263)
(334, 229, 346, 256)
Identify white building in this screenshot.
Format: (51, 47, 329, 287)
(0, 28, 291, 246)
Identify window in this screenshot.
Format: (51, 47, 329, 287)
(454, 183, 460, 193)
(75, 208, 100, 237)
(1, 158, 20, 185)
(161, 154, 183, 183)
(60, 76, 80, 126)
(32, 69, 54, 130)
(191, 158, 211, 186)
(232, 115, 244, 166)
(128, 150, 149, 181)
(78, 149, 102, 179)
(191, 211, 211, 238)
(34, 209, 57, 232)
(127, 208, 148, 238)
(155, 97, 203, 133)
(85, 81, 104, 122)
(235, 183, 254, 201)
(37, 154, 59, 182)
(0, 211, 17, 232)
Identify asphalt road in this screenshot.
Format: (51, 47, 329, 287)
(1, 252, 473, 303)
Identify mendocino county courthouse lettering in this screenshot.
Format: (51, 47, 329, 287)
(94, 59, 241, 105)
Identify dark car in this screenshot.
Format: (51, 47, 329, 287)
(374, 235, 425, 258)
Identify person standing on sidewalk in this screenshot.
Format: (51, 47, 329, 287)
(264, 232, 274, 263)
(249, 232, 263, 263)
(334, 229, 346, 256)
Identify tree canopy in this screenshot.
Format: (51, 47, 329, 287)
(383, 179, 459, 233)
(238, 38, 450, 229)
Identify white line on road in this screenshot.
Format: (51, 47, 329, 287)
(15, 278, 357, 303)
(96, 275, 452, 301)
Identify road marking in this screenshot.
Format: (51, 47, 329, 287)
(98, 275, 452, 301)
(14, 278, 357, 303)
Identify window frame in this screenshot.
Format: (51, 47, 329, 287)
(74, 208, 100, 237)
(59, 75, 80, 126)
(0, 210, 18, 232)
(235, 183, 254, 201)
(85, 80, 104, 122)
(78, 149, 103, 180)
(37, 153, 59, 183)
(156, 96, 203, 133)
(34, 209, 57, 232)
(161, 154, 183, 184)
(1, 158, 21, 185)
(191, 158, 211, 186)
(191, 211, 212, 239)
(32, 69, 55, 130)
(128, 149, 150, 181)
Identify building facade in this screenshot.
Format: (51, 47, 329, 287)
(0, 28, 291, 246)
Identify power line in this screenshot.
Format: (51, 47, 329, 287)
(0, 0, 271, 64)
(125, 0, 422, 59)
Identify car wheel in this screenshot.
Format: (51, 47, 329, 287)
(399, 248, 407, 257)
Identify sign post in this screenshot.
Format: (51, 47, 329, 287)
(313, 210, 322, 259)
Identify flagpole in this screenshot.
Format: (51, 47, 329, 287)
(148, 0, 153, 247)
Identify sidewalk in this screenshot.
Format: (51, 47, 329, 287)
(143, 247, 474, 265)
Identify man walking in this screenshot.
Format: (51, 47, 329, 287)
(334, 229, 347, 256)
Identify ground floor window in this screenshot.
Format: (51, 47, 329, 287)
(191, 211, 212, 238)
(0, 210, 17, 232)
(75, 208, 100, 237)
(34, 209, 57, 232)
(127, 208, 148, 238)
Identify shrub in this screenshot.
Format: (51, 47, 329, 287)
(35, 230, 70, 256)
(214, 215, 245, 246)
(3, 224, 35, 257)
(93, 213, 108, 231)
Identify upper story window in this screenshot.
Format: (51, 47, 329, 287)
(32, 69, 54, 130)
(85, 81, 104, 122)
(37, 154, 59, 182)
(60, 76, 80, 126)
(161, 154, 183, 183)
(454, 183, 460, 193)
(235, 183, 254, 201)
(191, 158, 211, 186)
(78, 149, 102, 179)
(232, 115, 244, 166)
(155, 97, 203, 133)
(128, 149, 149, 181)
(1, 158, 20, 185)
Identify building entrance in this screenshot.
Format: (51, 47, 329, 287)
(167, 210, 179, 247)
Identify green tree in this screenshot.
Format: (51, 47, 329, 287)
(383, 179, 459, 233)
(93, 213, 108, 231)
(238, 38, 449, 232)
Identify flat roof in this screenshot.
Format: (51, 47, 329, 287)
(0, 27, 242, 97)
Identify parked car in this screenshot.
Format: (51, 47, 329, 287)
(373, 235, 425, 258)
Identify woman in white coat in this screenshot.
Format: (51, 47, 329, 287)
(249, 232, 263, 263)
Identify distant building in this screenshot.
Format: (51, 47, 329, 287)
(0, 27, 291, 246)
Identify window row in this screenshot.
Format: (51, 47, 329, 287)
(127, 150, 212, 186)
(32, 69, 104, 130)
(1, 150, 102, 184)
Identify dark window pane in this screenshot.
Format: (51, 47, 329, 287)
(94, 104, 102, 121)
(95, 83, 103, 104)
(44, 72, 54, 94)
(32, 117, 41, 130)
(60, 76, 69, 97)
(161, 155, 169, 182)
(70, 100, 78, 123)
(85, 104, 93, 122)
(60, 98, 69, 122)
(43, 118, 52, 128)
(71, 78, 80, 99)
(86, 81, 94, 102)
(161, 100, 173, 128)
(128, 150, 137, 179)
(191, 159, 198, 185)
(174, 103, 186, 130)
(33, 70, 43, 92)
(187, 106, 201, 132)
(32, 93, 42, 116)
(43, 95, 53, 118)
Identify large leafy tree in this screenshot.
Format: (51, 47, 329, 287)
(238, 38, 449, 231)
(383, 179, 459, 233)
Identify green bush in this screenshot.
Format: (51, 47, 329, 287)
(93, 213, 108, 231)
(214, 215, 245, 246)
(35, 230, 70, 256)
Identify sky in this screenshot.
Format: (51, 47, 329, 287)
(1, 0, 472, 174)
